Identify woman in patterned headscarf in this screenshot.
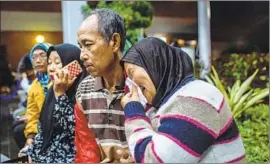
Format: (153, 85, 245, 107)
(19, 43, 53, 156)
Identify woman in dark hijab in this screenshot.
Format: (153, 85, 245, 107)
(28, 43, 88, 163)
(120, 37, 245, 163)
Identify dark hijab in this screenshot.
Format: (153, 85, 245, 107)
(39, 43, 87, 151)
(121, 37, 193, 108)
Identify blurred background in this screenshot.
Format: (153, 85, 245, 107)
(0, 1, 269, 162)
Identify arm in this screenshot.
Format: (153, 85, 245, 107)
(51, 70, 77, 135)
(124, 97, 220, 163)
(24, 87, 38, 139)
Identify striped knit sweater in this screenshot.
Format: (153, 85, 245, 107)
(124, 80, 246, 163)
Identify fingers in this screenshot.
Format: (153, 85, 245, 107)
(18, 153, 23, 157)
(55, 70, 70, 84)
(63, 71, 68, 84)
(131, 85, 138, 97)
(53, 73, 59, 83)
(121, 149, 129, 159)
(67, 76, 77, 87)
(121, 91, 136, 108)
(125, 92, 132, 98)
(58, 69, 64, 79)
(28, 156, 32, 163)
(71, 76, 77, 83)
(54, 70, 62, 83)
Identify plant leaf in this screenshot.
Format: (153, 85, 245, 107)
(233, 69, 259, 104)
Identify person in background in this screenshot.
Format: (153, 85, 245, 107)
(28, 43, 89, 163)
(0, 46, 14, 93)
(19, 43, 52, 156)
(121, 37, 246, 163)
(18, 53, 36, 92)
(76, 8, 134, 162)
(12, 53, 35, 149)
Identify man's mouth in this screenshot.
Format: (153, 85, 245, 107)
(85, 63, 94, 69)
(35, 65, 43, 69)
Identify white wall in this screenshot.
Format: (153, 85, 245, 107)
(1, 10, 197, 36)
(61, 1, 87, 45)
(1, 11, 62, 31)
(145, 16, 196, 35)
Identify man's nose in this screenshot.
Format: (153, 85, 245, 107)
(80, 51, 89, 61)
(36, 57, 41, 62)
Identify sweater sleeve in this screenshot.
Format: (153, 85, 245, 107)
(124, 97, 223, 163)
(24, 84, 39, 138)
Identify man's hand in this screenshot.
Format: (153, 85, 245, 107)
(25, 138, 34, 146)
(117, 149, 135, 163)
(53, 70, 76, 97)
(121, 85, 140, 108)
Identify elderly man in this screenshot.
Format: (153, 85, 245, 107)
(76, 9, 133, 163)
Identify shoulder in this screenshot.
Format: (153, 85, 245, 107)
(78, 75, 96, 89)
(176, 80, 224, 111)
(31, 79, 39, 86)
(28, 79, 39, 93)
(76, 75, 96, 100)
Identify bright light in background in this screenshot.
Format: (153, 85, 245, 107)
(152, 34, 167, 43)
(177, 39, 185, 46)
(159, 36, 167, 43)
(189, 40, 197, 47)
(35, 35, 45, 43)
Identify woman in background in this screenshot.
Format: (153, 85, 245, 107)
(13, 53, 35, 149)
(28, 43, 88, 163)
(20, 43, 52, 156)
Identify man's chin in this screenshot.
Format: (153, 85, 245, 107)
(89, 73, 99, 78)
(36, 69, 47, 74)
(87, 70, 100, 77)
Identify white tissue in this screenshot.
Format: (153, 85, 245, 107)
(125, 77, 148, 108)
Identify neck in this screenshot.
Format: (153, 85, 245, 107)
(28, 75, 36, 82)
(102, 56, 123, 93)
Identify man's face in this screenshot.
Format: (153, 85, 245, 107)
(77, 15, 118, 77)
(32, 49, 48, 73)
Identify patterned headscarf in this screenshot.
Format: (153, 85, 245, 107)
(29, 43, 52, 95)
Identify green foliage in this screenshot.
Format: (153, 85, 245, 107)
(82, 1, 154, 44)
(206, 67, 269, 118)
(236, 104, 269, 162)
(223, 53, 269, 80)
(212, 53, 269, 88)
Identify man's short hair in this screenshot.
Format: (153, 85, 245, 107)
(87, 8, 126, 52)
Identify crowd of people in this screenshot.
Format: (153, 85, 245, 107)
(8, 8, 246, 163)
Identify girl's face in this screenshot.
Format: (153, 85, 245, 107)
(47, 51, 63, 81)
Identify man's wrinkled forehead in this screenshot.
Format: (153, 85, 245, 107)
(78, 14, 99, 36)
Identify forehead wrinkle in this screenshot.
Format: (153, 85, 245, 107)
(78, 15, 99, 36)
